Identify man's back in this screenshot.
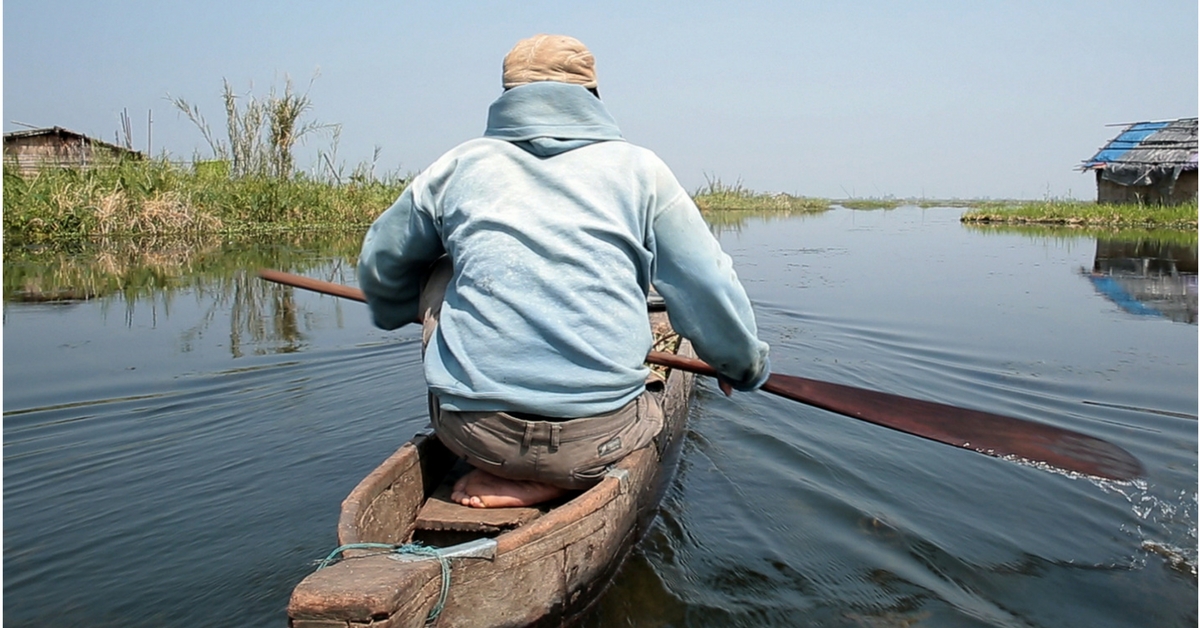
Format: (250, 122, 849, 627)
(412, 136, 679, 418)
(360, 67, 768, 422)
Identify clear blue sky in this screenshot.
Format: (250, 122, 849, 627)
(4, 1, 1197, 199)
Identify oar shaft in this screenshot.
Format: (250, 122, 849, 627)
(258, 269, 367, 303)
(257, 269, 1144, 481)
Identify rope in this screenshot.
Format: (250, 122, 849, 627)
(315, 542, 452, 623)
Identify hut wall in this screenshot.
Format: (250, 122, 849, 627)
(1096, 170, 1199, 205)
(1174, 170, 1198, 203)
(4, 134, 133, 175)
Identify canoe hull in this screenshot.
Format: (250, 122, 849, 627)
(290, 315, 695, 627)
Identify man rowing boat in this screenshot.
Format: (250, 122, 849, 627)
(358, 34, 769, 508)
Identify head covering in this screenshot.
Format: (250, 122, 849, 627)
(502, 34, 598, 90)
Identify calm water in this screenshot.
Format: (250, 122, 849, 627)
(4, 207, 1196, 627)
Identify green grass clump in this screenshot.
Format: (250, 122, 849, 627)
(961, 199, 1197, 230)
(691, 177, 830, 213)
(3, 157, 407, 242)
(835, 198, 904, 210)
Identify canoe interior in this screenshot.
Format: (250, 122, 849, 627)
(290, 313, 695, 628)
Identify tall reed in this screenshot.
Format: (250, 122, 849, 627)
(170, 75, 336, 181)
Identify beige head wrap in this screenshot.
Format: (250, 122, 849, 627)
(502, 34, 598, 90)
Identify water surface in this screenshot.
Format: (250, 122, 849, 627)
(4, 207, 1196, 626)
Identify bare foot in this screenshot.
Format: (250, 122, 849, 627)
(450, 468, 568, 508)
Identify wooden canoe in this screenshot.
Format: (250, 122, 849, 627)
(289, 312, 696, 628)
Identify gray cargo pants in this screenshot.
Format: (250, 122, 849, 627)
(420, 258, 664, 490)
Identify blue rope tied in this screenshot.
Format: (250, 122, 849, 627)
(316, 542, 452, 623)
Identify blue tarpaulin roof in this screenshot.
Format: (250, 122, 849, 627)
(1083, 117, 1197, 170)
(1086, 122, 1171, 166)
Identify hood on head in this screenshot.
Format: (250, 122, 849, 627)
(484, 82, 623, 157)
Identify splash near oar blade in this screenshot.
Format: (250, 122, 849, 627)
(256, 269, 1145, 482)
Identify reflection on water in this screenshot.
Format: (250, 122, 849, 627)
(3, 231, 365, 356)
(3, 230, 363, 303)
(1084, 239, 1198, 324)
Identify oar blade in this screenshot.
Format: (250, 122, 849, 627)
(762, 373, 1144, 482)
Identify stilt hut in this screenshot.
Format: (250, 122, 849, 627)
(3, 126, 143, 175)
(1081, 117, 1197, 205)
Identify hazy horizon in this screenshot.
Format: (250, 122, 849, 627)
(4, 1, 1197, 200)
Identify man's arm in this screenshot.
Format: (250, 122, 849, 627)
(357, 186, 446, 329)
(648, 171, 770, 391)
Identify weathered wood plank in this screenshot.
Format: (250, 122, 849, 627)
(435, 551, 566, 628)
(338, 441, 422, 546)
(416, 483, 543, 533)
(289, 555, 442, 622)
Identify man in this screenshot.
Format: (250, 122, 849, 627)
(358, 34, 769, 508)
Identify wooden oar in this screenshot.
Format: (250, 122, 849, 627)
(257, 269, 1144, 482)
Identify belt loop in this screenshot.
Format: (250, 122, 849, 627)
(549, 424, 561, 453)
(522, 422, 534, 452)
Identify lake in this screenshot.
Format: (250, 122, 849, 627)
(3, 206, 1196, 627)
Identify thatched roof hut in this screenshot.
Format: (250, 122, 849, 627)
(1081, 117, 1197, 205)
(3, 126, 143, 175)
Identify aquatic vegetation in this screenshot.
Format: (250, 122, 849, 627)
(692, 176, 830, 213)
(169, 76, 335, 181)
(961, 198, 1197, 230)
(962, 221, 1199, 247)
(2, 156, 408, 242)
(835, 197, 980, 210)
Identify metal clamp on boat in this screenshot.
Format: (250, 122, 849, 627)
(605, 467, 630, 494)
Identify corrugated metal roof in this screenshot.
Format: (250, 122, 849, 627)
(1083, 117, 1198, 171)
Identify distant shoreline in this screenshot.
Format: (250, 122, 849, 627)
(3, 160, 1195, 242)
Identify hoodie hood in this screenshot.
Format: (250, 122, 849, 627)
(484, 82, 623, 157)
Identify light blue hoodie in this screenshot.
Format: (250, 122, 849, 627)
(358, 82, 769, 417)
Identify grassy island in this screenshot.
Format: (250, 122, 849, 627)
(960, 199, 1197, 230)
